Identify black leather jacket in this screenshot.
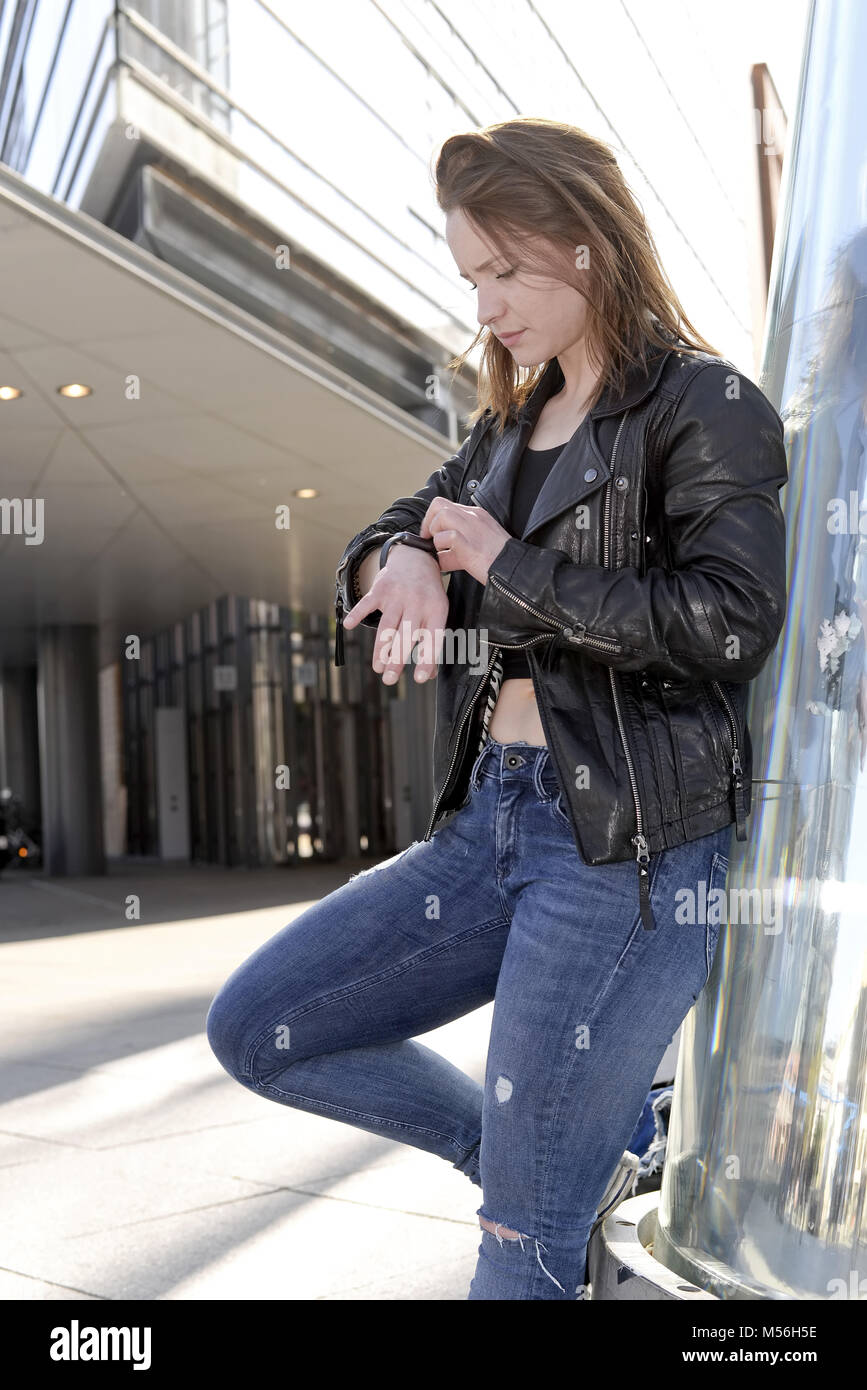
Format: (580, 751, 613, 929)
(333, 334, 789, 930)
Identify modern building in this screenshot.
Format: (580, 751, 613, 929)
(0, 0, 800, 875)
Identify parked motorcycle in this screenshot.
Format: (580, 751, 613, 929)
(0, 787, 41, 873)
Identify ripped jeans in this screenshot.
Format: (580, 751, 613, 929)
(206, 737, 731, 1300)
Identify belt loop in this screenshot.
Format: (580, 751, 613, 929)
(532, 749, 550, 799)
(470, 738, 491, 790)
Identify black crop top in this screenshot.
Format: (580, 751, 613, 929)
(498, 441, 565, 679)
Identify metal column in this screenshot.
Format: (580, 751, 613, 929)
(655, 0, 867, 1299)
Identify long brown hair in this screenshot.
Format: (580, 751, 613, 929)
(433, 117, 720, 433)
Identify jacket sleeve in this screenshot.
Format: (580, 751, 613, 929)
(474, 364, 789, 683)
(333, 411, 493, 663)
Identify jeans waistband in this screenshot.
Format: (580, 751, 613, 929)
(470, 737, 560, 799)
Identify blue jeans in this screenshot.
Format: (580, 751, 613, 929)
(206, 737, 731, 1300)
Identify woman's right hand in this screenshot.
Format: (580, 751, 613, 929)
(341, 546, 449, 685)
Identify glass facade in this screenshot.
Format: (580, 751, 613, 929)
(0, 0, 116, 194)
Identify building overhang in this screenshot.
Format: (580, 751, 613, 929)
(0, 167, 464, 666)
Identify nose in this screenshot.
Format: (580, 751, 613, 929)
(476, 286, 506, 330)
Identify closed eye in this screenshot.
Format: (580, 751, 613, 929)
(467, 267, 516, 291)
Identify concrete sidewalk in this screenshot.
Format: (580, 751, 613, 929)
(0, 859, 490, 1300)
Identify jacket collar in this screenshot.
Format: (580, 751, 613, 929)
(471, 338, 672, 540)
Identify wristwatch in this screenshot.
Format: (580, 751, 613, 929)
(379, 531, 438, 569)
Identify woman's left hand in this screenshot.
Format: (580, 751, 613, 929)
(419, 498, 512, 586)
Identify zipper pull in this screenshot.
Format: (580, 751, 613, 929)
(334, 592, 346, 667)
(632, 832, 656, 930)
(731, 749, 747, 840)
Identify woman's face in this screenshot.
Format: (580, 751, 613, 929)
(445, 207, 590, 367)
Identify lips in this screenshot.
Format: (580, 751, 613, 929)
(498, 329, 525, 345)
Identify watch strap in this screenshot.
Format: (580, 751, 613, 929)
(379, 532, 438, 568)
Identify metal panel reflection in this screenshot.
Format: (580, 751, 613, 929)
(654, 0, 867, 1299)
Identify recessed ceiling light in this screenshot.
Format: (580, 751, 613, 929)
(293, 487, 319, 499)
(57, 383, 93, 398)
(0, 386, 23, 400)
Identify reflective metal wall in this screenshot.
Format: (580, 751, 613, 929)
(656, 0, 867, 1299)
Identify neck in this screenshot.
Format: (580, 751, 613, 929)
(553, 335, 604, 413)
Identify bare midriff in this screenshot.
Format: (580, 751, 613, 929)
(487, 676, 547, 746)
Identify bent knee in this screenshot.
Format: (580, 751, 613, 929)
(205, 982, 258, 1082)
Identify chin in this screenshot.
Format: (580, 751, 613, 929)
(509, 345, 547, 367)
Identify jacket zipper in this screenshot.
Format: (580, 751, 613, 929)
(422, 631, 559, 841)
(709, 680, 747, 840)
(423, 645, 499, 840)
(484, 575, 622, 652)
(601, 411, 656, 930)
(472, 491, 622, 653)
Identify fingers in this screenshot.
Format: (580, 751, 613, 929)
(342, 553, 448, 685)
(418, 496, 445, 539)
(373, 607, 444, 685)
(371, 605, 407, 683)
(431, 527, 461, 571)
(426, 498, 490, 574)
(340, 587, 378, 630)
(421, 496, 461, 546)
(343, 592, 436, 682)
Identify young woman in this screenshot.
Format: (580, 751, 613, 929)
(207, 118, 788, 1300)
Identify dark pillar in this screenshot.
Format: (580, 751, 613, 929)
(0, 665, 41, 824)
(37, 625, 105, 876)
